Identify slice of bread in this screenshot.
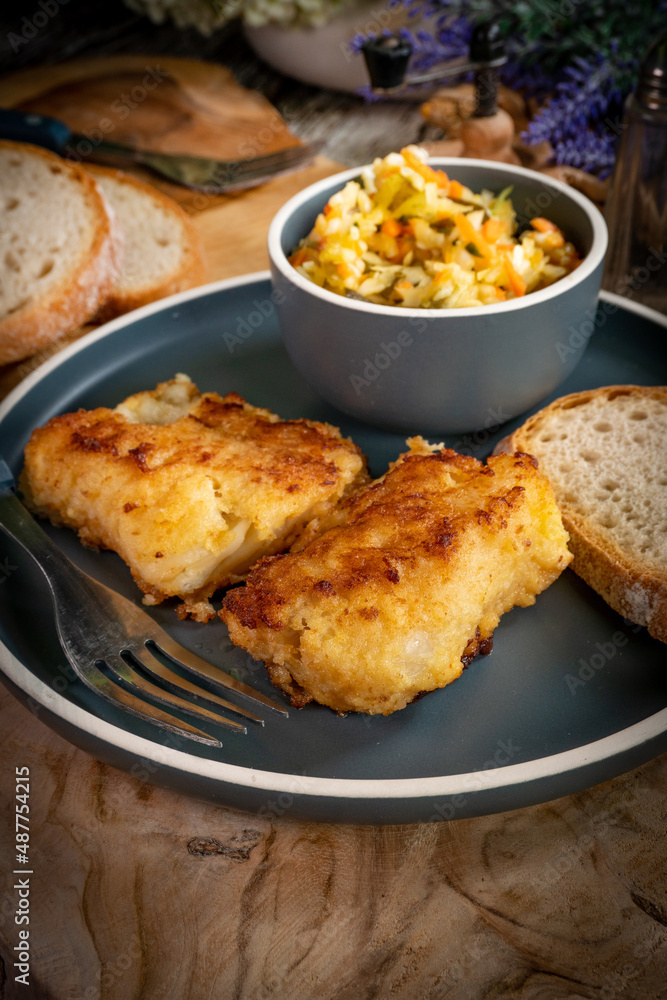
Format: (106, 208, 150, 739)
(85, 165, 205, 320)
(0, 140, 121, 366)
(497, 385, 667, 642)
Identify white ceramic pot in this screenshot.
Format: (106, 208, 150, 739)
(243, 2, 401, 93)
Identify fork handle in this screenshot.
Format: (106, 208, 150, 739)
(0, 488, 91, 605)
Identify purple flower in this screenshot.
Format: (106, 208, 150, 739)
(353, 0, 666, 177)
(521, 55, 622, 177)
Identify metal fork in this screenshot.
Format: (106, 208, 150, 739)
(121, 141, 324, 192)
(0, 462, 287, 748)
(0, 109, 321, 193)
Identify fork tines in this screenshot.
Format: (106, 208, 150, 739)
(0, 473, 289, 750)
(210, 141, 322, 188)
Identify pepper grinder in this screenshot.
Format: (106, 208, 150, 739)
(362, 21, 518, 162)
(459, 21, 519, 164)
(602, 32, 667, 313)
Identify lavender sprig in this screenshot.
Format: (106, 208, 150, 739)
(355, 0, 667, 177)
(522, 56, 623, 178)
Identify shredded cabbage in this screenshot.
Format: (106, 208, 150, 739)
(289, 146, 581, 309)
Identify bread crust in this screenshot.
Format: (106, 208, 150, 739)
(0, 141, 121, 366)
(497, 385, 667, 642)
(85, 164, 205, 320)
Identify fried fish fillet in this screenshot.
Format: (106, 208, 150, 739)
(21, 374, 367, 621)
(221, 438, 572, 714)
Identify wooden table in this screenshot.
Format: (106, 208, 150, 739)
(1, 688, 666, 999)
(0, 14, 666, 999)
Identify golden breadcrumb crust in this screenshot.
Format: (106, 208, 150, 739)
(221, 439, 572, 714)
(21, 376, 367, 620)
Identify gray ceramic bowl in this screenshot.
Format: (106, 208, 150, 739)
(268, 158, 607, 434)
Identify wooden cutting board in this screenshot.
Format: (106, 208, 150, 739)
(0, 55, 341, 393)
(7, 56, 300, 160)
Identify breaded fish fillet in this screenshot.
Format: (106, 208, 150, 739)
(21, 374, 367, 621)
(221, 438, 572, 714)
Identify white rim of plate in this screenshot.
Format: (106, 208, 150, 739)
(267, 158, 609, 319)
(0, 273, 665, 803)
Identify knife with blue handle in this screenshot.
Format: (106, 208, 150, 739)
(0, 107, 319, 192)
(0, 108, 70, 153)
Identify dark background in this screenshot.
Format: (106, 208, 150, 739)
(0, 0, 439, 165)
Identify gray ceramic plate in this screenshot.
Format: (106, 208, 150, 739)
(0, 274, 665, 825)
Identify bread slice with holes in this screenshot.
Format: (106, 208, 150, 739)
(0, 140, 121, 366)
(496, 385, 667, 642)
(84, 164, 205, 320)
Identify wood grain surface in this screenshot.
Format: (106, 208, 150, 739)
(0, 54, 336, 204)
(0, 44, 666, 1000)
(0, 685, 666, 999)
(14, 58, 300, 157)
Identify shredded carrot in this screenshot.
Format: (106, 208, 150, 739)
(530, 217, 559, 233)
(290, 249, 309, 267)
(393, 238, 410, 261)
(503, 252, 526, 297)
(454, 213, 493, 260)
(400, 146, 441, 185)
(543, 231, 565, 249)
(481, 218, 504, 243)
(289, 147, 582, 308)
(381, 218, 403, 238)
(336, 262, 356, 280)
